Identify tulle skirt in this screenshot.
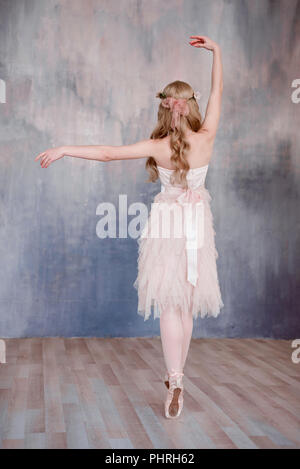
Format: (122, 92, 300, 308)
(133, 186, 224, 321)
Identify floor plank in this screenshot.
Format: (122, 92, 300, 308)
(0, 338, 299, 449)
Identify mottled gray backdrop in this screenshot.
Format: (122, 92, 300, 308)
(0, 0, 299, 338)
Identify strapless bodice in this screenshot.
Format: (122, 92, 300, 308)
(157, 164, 209, 192)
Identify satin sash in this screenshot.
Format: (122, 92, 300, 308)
(175, 188, 204, 286)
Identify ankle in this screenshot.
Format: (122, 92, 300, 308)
(168, 368, 183, 376)
(168, 368, 183, 375)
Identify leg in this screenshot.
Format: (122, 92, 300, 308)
(160, 305, 185, 419)
(160, 305, 183, 374)
(180, 310, 194, 371)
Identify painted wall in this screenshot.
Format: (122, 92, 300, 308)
(0, 0, 299, 338)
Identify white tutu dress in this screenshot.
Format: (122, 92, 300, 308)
(133, 164, 224, 321)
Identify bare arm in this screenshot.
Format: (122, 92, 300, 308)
(189, 35, 223, 138)
(35, 139, 161, 168)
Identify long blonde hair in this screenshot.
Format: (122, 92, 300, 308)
(146, 80, 203, 189)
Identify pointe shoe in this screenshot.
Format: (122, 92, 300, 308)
(164, 370, 184, 389)
(164, 371, 184, 419)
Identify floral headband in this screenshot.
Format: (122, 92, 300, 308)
(156, 90, 202, 101)
(156, 90, 202, 129)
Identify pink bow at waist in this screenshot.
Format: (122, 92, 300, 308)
(161, 186, 205, 287)
(175, 187, 203, 205)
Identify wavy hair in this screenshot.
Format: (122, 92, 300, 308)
(145, 80, 203, 189)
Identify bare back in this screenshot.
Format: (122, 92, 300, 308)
(153, 131, 215, 170)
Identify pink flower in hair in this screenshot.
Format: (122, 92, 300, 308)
(161, 96, 190, 130)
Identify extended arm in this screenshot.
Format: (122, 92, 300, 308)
(189, 35, 223, 137)
(35, 139, 161, 168)
(202, 46, 223, 136)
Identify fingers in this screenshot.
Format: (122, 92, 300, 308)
(189, 41, 205, 48)
(189, 35, 206, 41)
(189, 36, 206, 45)
(40, 155, 50, 168)
(34, 152, 46, 161)
(35, 152, 51, 168)
(189, 36, 206, 48)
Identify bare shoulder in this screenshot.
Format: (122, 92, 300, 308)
(192, 130, 216, 166)
(194, 130, 216, 154)
(151, 135, 170, 158)
(196, 128, 217, 141)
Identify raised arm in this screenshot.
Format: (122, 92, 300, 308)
(189, 35, 223, 138)
(34, 139, 161, 168)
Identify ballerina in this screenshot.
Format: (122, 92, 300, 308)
(34, 34, 224, 419)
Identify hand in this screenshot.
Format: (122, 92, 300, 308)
(189, 35, 219, 52)
(34, 146, 65, 168)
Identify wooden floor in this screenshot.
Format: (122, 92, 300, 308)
(0, 337, 299, 449)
